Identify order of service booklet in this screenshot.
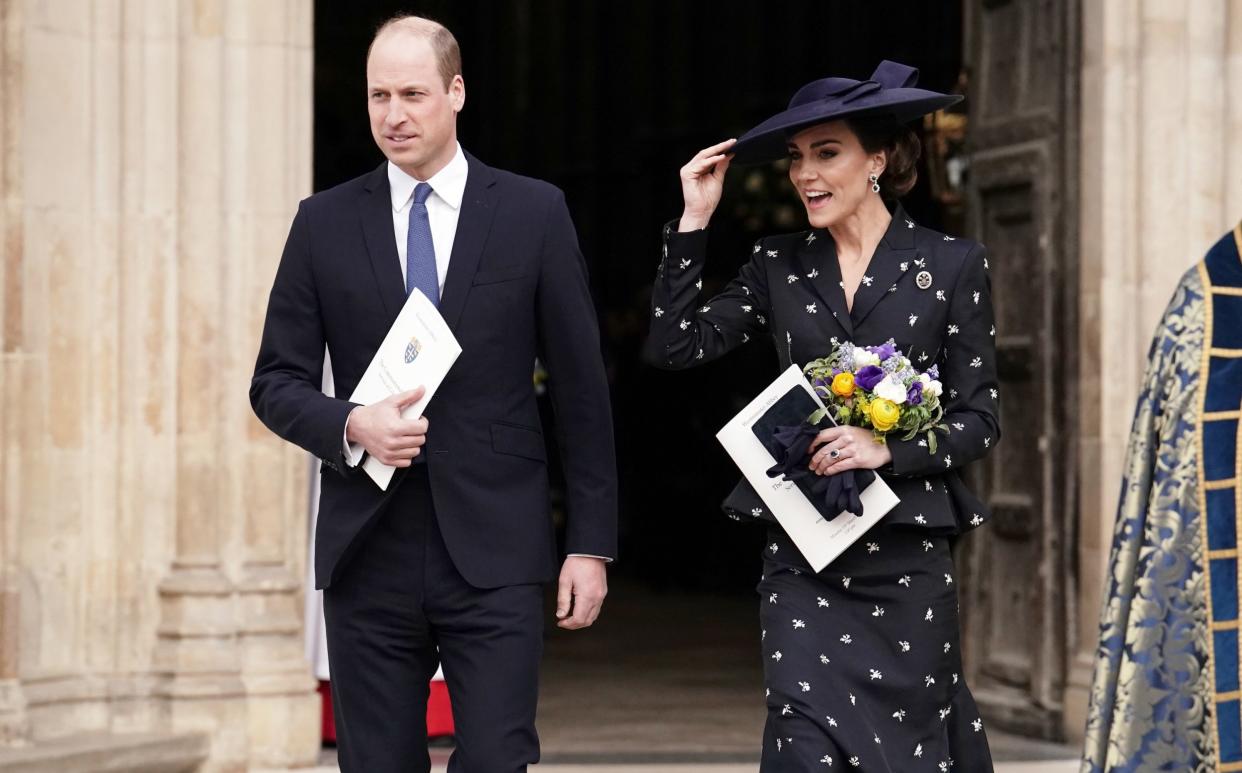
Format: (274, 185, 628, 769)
(348, 290, 462, 490)
(716, 364, 900, 572)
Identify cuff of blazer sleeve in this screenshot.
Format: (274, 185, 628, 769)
(318, 399, 362, 476)
(885, 434, 937, 478)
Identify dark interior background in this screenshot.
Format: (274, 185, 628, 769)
(313, 0, 964, 591)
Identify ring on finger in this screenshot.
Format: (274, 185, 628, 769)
(829, 448, 841, 459)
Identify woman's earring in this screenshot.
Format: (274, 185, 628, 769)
(868, 173, 880, 193)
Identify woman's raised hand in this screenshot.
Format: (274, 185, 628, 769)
(678, 138, 736, 232)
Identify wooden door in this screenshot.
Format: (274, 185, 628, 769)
(957, 0, 1080, 739)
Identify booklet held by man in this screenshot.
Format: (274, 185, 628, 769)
(349, 290, 462, 490)
(716, 365, 900, 572)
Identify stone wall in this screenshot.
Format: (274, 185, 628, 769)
(0, 1, 317, 769)
(1068, 0, 1242, 742)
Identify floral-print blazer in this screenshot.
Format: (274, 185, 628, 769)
(643, 205, 1001, 535)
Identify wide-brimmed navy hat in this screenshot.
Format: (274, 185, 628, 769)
(730, 60, 963, 164)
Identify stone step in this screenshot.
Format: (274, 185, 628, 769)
(0, 732, 207, 773)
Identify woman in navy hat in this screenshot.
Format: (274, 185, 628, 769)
(645, 62, 999, 770)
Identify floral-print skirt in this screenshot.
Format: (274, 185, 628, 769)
(757, 523, 993, 771)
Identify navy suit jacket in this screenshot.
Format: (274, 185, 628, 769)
(644, 205, 1000, 536)
(251, 154, 617, 589)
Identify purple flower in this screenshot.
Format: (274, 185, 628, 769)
(906, 380, 923, 406)
(854, 365, 884, 391)
(812, 376, 830, 393)
(871, 341, 899, 361)
(927, 364, 939, 380)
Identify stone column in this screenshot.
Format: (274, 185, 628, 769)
(1069, 0, 1242, 742)
(0, 0, 30, 746)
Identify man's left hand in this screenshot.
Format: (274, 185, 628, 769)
(556, 556, 608, 630)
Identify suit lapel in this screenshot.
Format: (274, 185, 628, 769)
(848, 205, 918, 329)
(437, 153, 499, 333)
(358, 162, 407, 321)
(794, 230, 854, 339)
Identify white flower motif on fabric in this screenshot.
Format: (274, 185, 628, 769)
(984, 257, 990, 270)
(654, 307, 664, 317)
(806, 304, 817, 314)
(990, 388, 998, 399)
(772, 650, 783, 661)
(924, 675, 935, 687)
(849, 693, 856, 706)
(817, 597, 830, 608)
(753, 243, 762, 253)
(679, 320, 690, 331)
(769, 593, 779, 604)
(827, 715, 839, 727)
(900, 261, 909, 272)
(869, 668, 883, 681)
(923, 540, 934, 552)
(820, 755, 833, 765)
(781, 704, 793, 716)
(947, 324, 959, 335)
(925, 607, 934, 621)
(914, 257, 926, 268)
(899, 641, 911, 652)
(872, 605, 885, 617)
(973, 290, 981, 304)
(905, 219, 915, 229)
(970, 514, 983, 526)
(944, 642, 952, 653)
(769, 543, 779, 553)
(757, 314, 767, 325)
(943, 455, 953, 468)
(840, 634, 853, 644)
(889, 285, 898, 293)
(898, 575, 911, 587)
(752, 507, 763, 518)
(874, 734, 882, 745)
(944, 573, 954, 585)
(799, 681, 811, 693)
(893, 709, 906, 722)
(806, 232, 817, 244)
(943, 234, 955, 241)
(819, 654, 830, 664)
(862, 275, 874, 286)
(936, 289, 946, 301)
(867, 542, 879, 553)
(793, 619, 806, 629)
(741, 305, 753, 313)
(915, 515, 927, 524)
(972, 718, 983, 732)
(983, 437, 991, 448)
(924, 481, 934, 492)
(695, 279, 703, 290)
(970, 356, 983, 368)
(743, 334, 750, 343)
(842, 577, 851, 589)
(951, 422, 965, 430)
(838, 280, 846, 288)
(914, 743, 924, 758)
(766, 249, 779, 258)
(699, 305, 711, 313)
(787, 274, 799, 284)
(918, 352, 930, 363)
(695, 349, 704, 360)
(953, 673, 959, 685)
(908, 314, 918, 327)
(939, 762, 949, 772)
(679, 258, 691, 269)
(807, 268, 820, 279)
(917, 439, 927, 447)
(990, 324, 995, 336)
(939, 706, 952, 721)
(949, 388, 958, 398)
(849, 756, 861, 767)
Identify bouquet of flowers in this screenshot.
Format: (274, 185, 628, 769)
(804, 338, 948, 455)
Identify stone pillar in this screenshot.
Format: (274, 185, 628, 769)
(0, 0, 317, 769)
(0, 0, 30, 746)
(1069, 0, 1242, 742)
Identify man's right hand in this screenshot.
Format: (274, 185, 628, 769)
(346, 386, 428, 467)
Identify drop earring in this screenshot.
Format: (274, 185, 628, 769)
(868, 173, 880, 193)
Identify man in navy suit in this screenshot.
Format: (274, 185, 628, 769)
(250, 15, 617, 773)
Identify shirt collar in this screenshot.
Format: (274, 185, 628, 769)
(387, 142, 468, 212)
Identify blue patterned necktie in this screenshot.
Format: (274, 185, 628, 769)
(406, 182, 438, 306)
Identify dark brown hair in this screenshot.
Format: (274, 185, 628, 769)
(844, 115, 922, 200)
(369, 15, 462, 91)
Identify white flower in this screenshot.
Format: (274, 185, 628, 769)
(924, 675, 935, 687)
(898, 575, 911, 587)
(695, 279, 702, 290)
(653, 307, 664, 317)
(799, 681, 811, 692)
(908, 314, 918, 326)
(852, 349, 881, 367)
(893, 709, 906, 722)
(769, 542, 779, 553)
(990, 388, 999, 399)
(769, 593, 779, 604)
(873, 374, 908, 404)
(787, 274, 799, 284)
(922, 540, 934, 552)
(840, 634, 853, 644)
(820, 755, 833, 765)
(970, 514, 983, 526)
(983, 437, 991, 448)
(939, 707, 952, 721)
(817, 597, 830, 608)
(849, 693, 856, 705)
(947, 323, 959, 335)
(849, 756, 860, 767)
(695, 348, 703, 360)
(944, 573, 954, 585)
(943, 455, 953, 467)
(925, 607, 934, 621)
(819, 654, 830, 664)
(741, 304, 752, 313)
(861, 275, 874, 286)
(806, 232, 817, 244)
(944, 234, 955, 241)
(899, 261, 909, 272)
(972, 718, 983, 732)
(806, 303, 818, 314)
(872, 605, 885, 617)
(921, 377, 943, 399)
(970, 356, 983, 368)
(944, 642, 952, 653)
(827, 715, 838, 727)
(753, 243, 761, 253)
(807, 268, 820, 279)
(915, 515, 927, 524)
(781, 704, 793, 716)
(973, 290, 981, 304)
(899, 641, 911, 652)
(867, 542, 880, 553)
(914, 743, 924, 757)
(752, 507, 763, 517)
(772, 650, 783, 661)
(936, 289, 946, 301)
(679, 320, 690, 331)
(793, 619, 806, 629)
(869, 669, 883, 681)
(952, 422, 965, 430)
(766, 249, 778, 258)
(842, 577, 851, 589)
(699, 305, 711, 313)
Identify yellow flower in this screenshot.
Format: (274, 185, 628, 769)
(831, 372, 856, 398)
(870, 398, 901, 432)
